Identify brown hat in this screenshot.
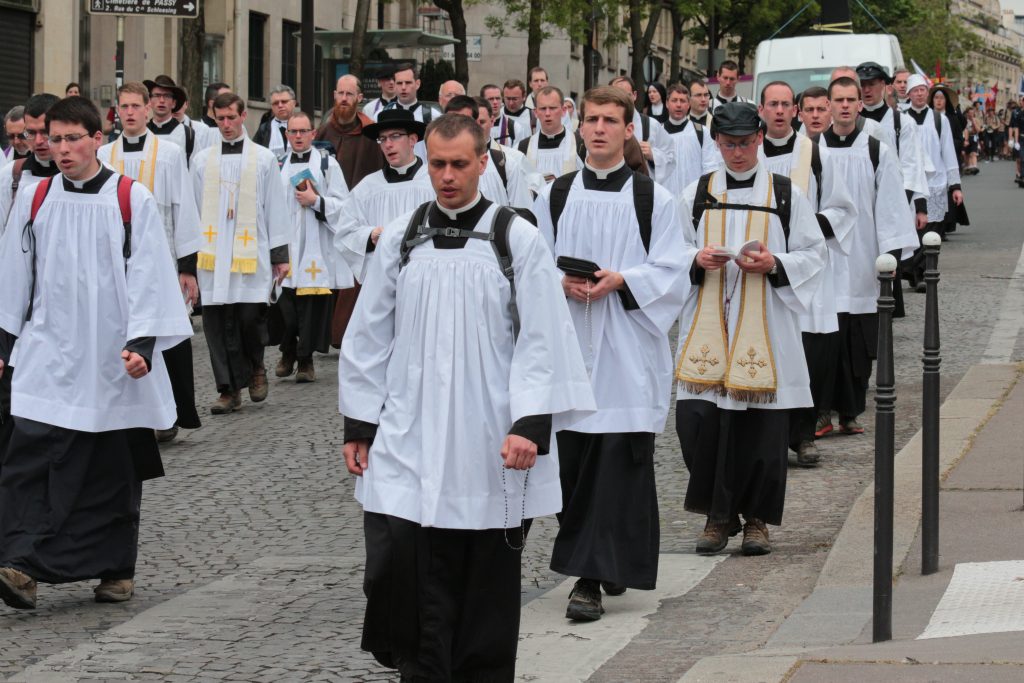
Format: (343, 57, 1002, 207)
(143, 75, 187, 113)
(928, 84, 959, 109)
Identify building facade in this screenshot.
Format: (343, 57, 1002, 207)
(952, 0, 1024, 109)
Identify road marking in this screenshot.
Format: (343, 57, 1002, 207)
(918, 560, 1024, 639)
(516, 554, 725, 681)
(982, 241, 1024, 363)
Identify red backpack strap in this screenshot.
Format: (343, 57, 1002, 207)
(29, 177, 54, 222)
(116, 175, 133, 225)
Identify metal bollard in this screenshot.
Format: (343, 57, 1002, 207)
(873, 254, 897, 643)
(921, 232, 942, 576)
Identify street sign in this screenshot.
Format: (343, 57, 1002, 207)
(87, 0, 199, 18)
(442, 35, 482, 62)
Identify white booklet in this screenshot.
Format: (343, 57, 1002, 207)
(709, 239, 763, 260)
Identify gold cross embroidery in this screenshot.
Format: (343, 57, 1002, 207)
(737, 347, 768, 378)
(203, 226, 217, 243)
(236, 229, 255, 247)
(305, 260, 323, 281)
(688, 344, 719, 376)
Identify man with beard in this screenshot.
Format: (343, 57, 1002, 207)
(316, 74, 386, 347)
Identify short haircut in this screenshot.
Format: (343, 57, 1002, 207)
(205, 82, 230, 105)
(394, 62, 418, 79)
(502, 79, 526, 96)
(473, 96, 492, 118)
(760, 80, 795, 104)
(581, 86, 635, 124)
(444, 95, 478, 115)
(688, 79, 709, 91)
(4, 105, 25, 125)
(438, 81, 466, 98)
(893, 68, 910, 78)
(480, 83, 500, 96)
(117, 81, 150, 104)
(610, 75, 637, 93)
(213, 92, 246, 114)
(425, 112, 488, 156)
(270, 84, 296, 100)
(828, 76, 861, 99)
(65, 82, 81, 94)
(718, 60, 740, 74)
(536, 85, 565, 103)
(529, 66, 548, 80)
(801, 86, 829, 102)
(288, 110, 313, 127)
(45, 96, 102, 135)
(24, 93, 60, 119)
(668, 83, 690, 98)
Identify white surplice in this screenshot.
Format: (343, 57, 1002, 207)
(0, 156, 55, 230)
(278, 149, 350, 290)
(677, 164, 827, 410)
(819, 127, 920, 314)
(480, 141, 535, 210)
(519, 128, 584, 192)
(339, 200, 596, 529)
(860, 105, 929, 200)
(190, 138, 292, 304)
(335, 160, 435, 282)
(534, 165, 689, 434)
(658, 118, 721, 195)
(99, 134, 202, 265)
(632, 110, 674, 175)
(0, 172, 192, 431)
(907, 106, 961, 222)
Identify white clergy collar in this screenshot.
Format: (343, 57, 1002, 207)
(541, 127, 565, 139)
(668, 117, 687, 125)
(725, 164, 758, 181)
(151, 116, 174, 128)
(33, 155, 52, 167)
(66, 164, 104, 189)
(863, 100, 885, 112)
(765, 130, 795, 146)
(123, 133, 145, 144)
(911, 105, 927, 113)
(390, 159, 418, 175)
(584, 158, 625, 179)
(436, 192, 482, 220)
(222, 134, 245, 144)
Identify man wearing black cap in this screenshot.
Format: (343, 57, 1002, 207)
(145, 75, 208, 167)
(362, 65, 399, 120)
(676, 102, 826, 556)
(335, 109, 434, 284)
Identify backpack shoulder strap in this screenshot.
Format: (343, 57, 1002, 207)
(117, 175, 134, 263)
(868, 135, 881, 173)
(933, 109, 942, 137)
(29, 176, 54, 222)
(12, 158, 27, 193)
(892, 109, 901, 154)
(489, 146, 508, 189)
(810, 140, 823, 207)
(691, 172, 714, 229)
(631, 172, 655, 252)
(421, 106, 433, 125)
(517, 138, 530, 155)
(548, 171, 578, 244)
(771, 173, 792, 247)
(694, 122, 704, 147)
(320, 148, 330, 175)
(487, 206, 520, 340)
(640, 113, 650, 141)
(184, 125, 195, 162)
(574, 131, 586, 161)
(399, 201, 433, 269)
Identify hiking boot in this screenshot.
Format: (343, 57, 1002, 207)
(248, 367, 268, 402)
(741, 518, 772, 556)
(295, 358, 315, 383)
(154, 426, 178, 443)
(915, 281, 927, 293)
(210, 391, 241, 415)
(0, 567, 37, 609)
(796, 440, 820, 467)
(565, 579, 604, 621)
(94, 579, 134, 603)
(275, 353, 296, 378)
(814, 412, 834, 438)
(601, 581, 627, 596)
(695, 516, 742, 555)
(839, 416, 865, 435)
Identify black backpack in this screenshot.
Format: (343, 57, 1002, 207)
(548, 171, 655, 252)
(489, 146, 508, 189)
(399, 202, 522, 339)
(690, 172, 793, 248)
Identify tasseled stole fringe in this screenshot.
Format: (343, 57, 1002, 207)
(296, 287, 331, 295)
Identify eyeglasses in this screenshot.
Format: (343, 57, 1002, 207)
(287, 128, 314, 136)
(718, 139, 758, 151)
(47, 133, 90, 146)
(376, 133, 408, 144)
(18, 129, 48, 140)
(150, 93, 175, 100)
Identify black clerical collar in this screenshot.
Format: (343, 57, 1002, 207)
(121, 133, 147, 153)
(581, 159, 630, 191)
(428, 194, 492, 228)
(62, 164, 114, 194)
(202, 114, 217, 127)
(22, 154, 59, 178)
(398, 100, 420, 112)
(725, 167, 757, 189)
(824, 126, 860, 147)
(289, 149, 312, 164)
(907, 107, 929, 125)
(690, 113, 709, 126)
(148, 117, 180, 135)
(505, 106, 527, 118)
(716, 93, 737, 104)
(538, 129, 567, 149)
(221, 137, 245, 154)
(860, 104, 889, 123)
(11, 149, 29, 161)
(383, 157, 423, 183)
(763, 131, 796, 157)
(664, 118, 690, 134)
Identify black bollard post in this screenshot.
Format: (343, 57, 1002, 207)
(921, 232, 942, 575)
(873, 254, 897, 643)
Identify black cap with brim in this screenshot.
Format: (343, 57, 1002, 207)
(856, 62, 892, 84)
(711, 102, 763, 138)
(361, 108, 427, 141)
(374, 64, 399, 80)
(143, 75, 188, 113)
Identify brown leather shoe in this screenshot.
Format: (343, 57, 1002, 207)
(295, 358, 315, 383)
(796, 440, 820, 467)
(695, 516, 742, 555)
(154, 426, 178, 443)
(275, 353, 296, 378)
(741, 518, 772, 556)
(94, 579, 134, 603)
(248, 367, 268, 402)
(0, 567, 37, 609)
(210, 391, 241, 415)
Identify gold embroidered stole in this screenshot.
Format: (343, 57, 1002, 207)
(676, 172, 778, 402)
(790, 135, 814, 195)
(109, 135, 158, 192)
(198, 140, 260, 274)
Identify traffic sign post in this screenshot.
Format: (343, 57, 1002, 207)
(88, 0, 199, 19)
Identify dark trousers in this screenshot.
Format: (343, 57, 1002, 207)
(832, 312, 877, 419)
(268, 289, 333, 360)
(202, 303, 268, 393)
(163, 338, 201, 429)
(790, 331, 841, 449)
(331, 283, 361, 349)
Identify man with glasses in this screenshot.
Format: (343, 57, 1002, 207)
(517, 85, 584, 190)
(486, 82, 529, 147)
(315, 74, 385, 348)
(253, 85, 297, 158)
(0, 93, 60, 226)
(3, 106, 29, 166)
(0, 96, 192, 610)
(98, 82, 202, 444)
(336, 109, 433, 284)
(144, 75, 208, 166)
(676, 102, 826, 557)
(269, 111, 349, 384)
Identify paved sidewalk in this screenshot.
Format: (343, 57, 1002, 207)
(682, 363, 1024, 682)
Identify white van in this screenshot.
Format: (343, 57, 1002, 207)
(752, 33, 905, 100)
